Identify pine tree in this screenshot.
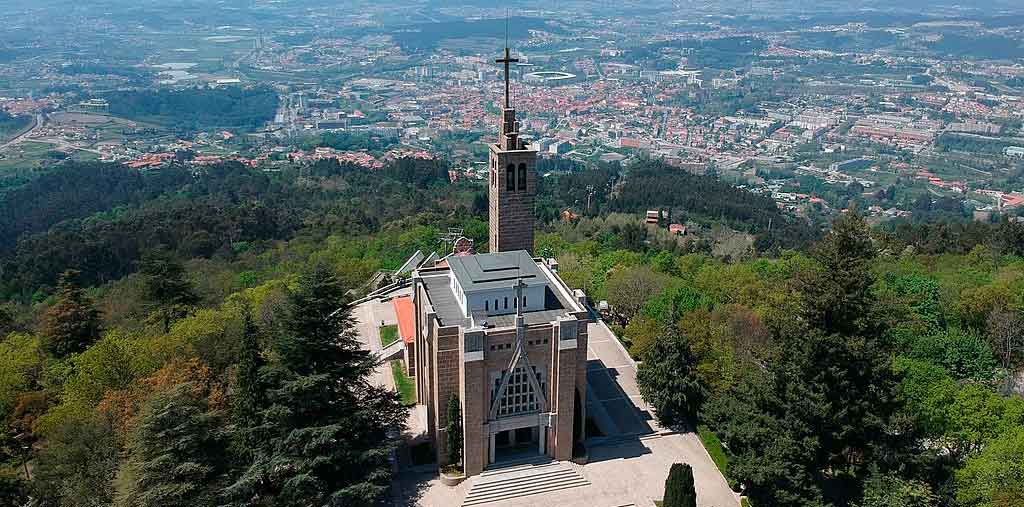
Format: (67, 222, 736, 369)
(226, 265, 407, 506)
(446, 394, 463, 469)
(663, 463, 697, 507)
(797, 210, 876, 337)
(41, 270, 102, 357)
(637, 326, 706, 428)
(0, 303, 14, 335)
(119, 383, 229, 507)
(139, 251, 199, 333)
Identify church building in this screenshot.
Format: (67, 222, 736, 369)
(411, 46, 590, 476)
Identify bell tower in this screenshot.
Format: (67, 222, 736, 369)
(488, 46, 538, 254)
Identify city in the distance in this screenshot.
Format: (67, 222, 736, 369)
(1, 1, 1023, 506)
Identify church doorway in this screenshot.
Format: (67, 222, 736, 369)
(492, 426, 541, 463)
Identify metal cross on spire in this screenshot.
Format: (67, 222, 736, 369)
(496, 46, 519, 109)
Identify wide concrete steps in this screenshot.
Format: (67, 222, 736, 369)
(463, 461, 589, 506)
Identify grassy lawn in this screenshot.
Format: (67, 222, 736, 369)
(379, 324, 399, 347)
(391, 360, 415, 406)
(699, 424, 737, 490)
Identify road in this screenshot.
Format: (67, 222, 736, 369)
(0, 113, 42, 151)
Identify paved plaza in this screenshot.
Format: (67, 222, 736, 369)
(395, 430, 739, 507)
(349, 293, 740, 507)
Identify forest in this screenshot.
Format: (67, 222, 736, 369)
(100, 86, 279, 130)
(936, 133, 1016, 156)
(538, 160, 821, 252)
(0, 112, 30, 143)
(605, 213, 1024, 507)
(1, 155, 1023, 506)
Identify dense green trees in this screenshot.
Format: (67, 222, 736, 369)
(227, 266, 406, 505)
(880, 218, 1024, 257)
(0, 158, 479, 300)
(0, 161, 193, 252)
(723, 215, 901, 505)
(956, 427, 1024, 507)
(857, 470, 938, 507)
(118, 384, 230, 507)
(30, 416, 120, 507)
(537, 160, 819, 251)
(103, 86, 279, 130)
(637, 211, 1015, 507)
(139, 252, 199, 333)
(636, 326, 706, 428)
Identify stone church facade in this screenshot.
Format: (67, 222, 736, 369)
(410, 47, 590, 476)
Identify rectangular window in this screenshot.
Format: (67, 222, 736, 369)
(506, 165, 515, 191)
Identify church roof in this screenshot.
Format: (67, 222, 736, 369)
(391, 296, 415, 344)
(419, 273, 572, 329)
(446, 250, 545, 293)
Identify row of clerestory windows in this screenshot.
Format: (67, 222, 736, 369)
(483, 295, 527, 312)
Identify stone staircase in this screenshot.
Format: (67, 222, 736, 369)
(462, 459, 590, 506)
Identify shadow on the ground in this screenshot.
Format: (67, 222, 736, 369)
(391, 414, 441, 507)
(392, 469, 437, 507)
(585, 358, 657, 437)
(584, 437, 654, 464)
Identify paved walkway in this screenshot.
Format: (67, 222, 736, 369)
(351, 289, 409, 392)
(585, 320, 660, 437)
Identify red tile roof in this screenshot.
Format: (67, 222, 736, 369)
(392, 296, 415, 344)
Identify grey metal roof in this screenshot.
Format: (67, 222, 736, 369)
(420, 266, 574, 329)
(422, 274, 468, 328)
(445, 250, 545, 292)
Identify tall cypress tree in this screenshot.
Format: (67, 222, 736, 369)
(637, 325, 706, 428)
(446, 394, 463, 468)
(663, 463, 697, 507)
(231, 304, 264, 449)
(226, 265, 407, 506)
(41, 270, 101, 357)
